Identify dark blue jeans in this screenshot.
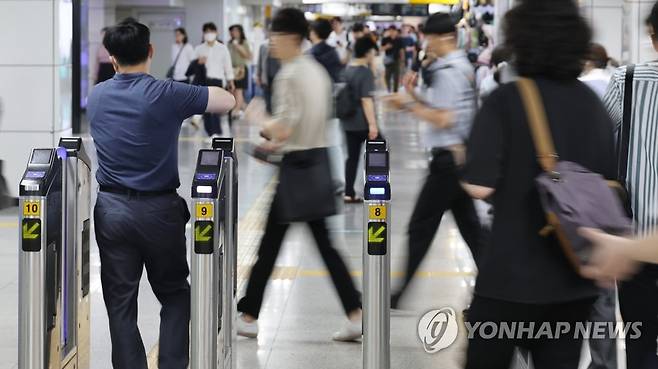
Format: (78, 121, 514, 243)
(94, 191, 191, 369)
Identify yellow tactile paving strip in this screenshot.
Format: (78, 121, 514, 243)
(234, 178, 276, 291)
(148, 178, 276, 369)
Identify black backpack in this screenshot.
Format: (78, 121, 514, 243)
(335, 67, 359, 120)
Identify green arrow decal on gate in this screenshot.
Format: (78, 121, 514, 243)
(194, 225, 212, 242)
(195, 224, 213, 242)
(22, 222, 40, 240)
(368, 224, 386, 243)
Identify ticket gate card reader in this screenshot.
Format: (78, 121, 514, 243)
(363, 140, 391, 369)
(19, 138, 91, 369)
(191, 149, 227, 369)
(212, 138, 238, 369)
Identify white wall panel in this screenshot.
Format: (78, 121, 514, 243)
(0, 66, 54, 132)
(0, 1, 54, 65)
(592, 7, 623, 62)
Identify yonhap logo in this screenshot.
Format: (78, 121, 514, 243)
(417, 307, 459, 353)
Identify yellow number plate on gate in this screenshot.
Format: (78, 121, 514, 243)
(23, 201, 40, 217)
(368, 205, 386, 220)
(196, 203, 214, 219)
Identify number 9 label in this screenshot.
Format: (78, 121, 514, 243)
(196, 203, 214, 219)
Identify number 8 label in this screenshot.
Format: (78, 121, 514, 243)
(369, 205, 386, 220)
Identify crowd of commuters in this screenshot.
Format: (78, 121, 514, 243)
(163, 22, 253, 136)
(85, 0, 658, 367)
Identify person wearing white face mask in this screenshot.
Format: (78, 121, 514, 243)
(194, 22, 235, 136)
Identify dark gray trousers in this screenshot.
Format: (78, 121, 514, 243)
(94, 191, 191, 369)
(588, 289, 618, 369)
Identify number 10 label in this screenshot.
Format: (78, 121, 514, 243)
(23, 201, 40, 217)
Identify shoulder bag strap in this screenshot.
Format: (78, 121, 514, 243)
(618, 64, 635, 184)
(517, 77, 558, 173)
(171, 44, 185, 69)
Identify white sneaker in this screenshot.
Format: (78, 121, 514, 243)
(236, 315, 258, 338)
(332, 319, 362, 342)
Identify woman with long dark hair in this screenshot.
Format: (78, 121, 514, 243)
(461, 1, 617, 368)
(170, 27, 195, 83)
(228, 24, 252, 119)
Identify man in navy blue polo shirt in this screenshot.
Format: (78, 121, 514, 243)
(87, 20, 234, 369)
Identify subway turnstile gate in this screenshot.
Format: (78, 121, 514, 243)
(19, 137, 91, 369)
(190, 137, 238, 369)
(214, 138, 238, 369)
(362, 140, 391, 369)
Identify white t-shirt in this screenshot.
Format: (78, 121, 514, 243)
(171, 43, 195, 81)
(194, 41, 235, 82)
(327, 30, 350, 61)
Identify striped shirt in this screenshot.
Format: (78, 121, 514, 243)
(603, 63, 658, 235)
(420, 50, 476, 149)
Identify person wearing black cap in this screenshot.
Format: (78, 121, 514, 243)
(388, 12, 484, 309)
(237, 7, 362, 343)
